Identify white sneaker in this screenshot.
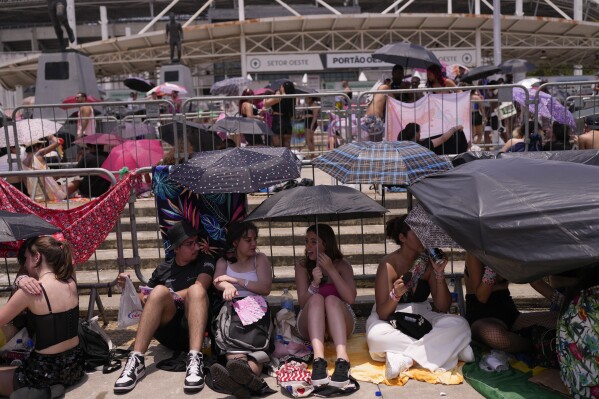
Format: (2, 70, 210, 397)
(458, 345, 475, 363)
(385, 352, 413, 380)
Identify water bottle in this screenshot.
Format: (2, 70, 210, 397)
(280, 288, 294, 312)
(201, 332, 211, 357)
(448, 278, 459, 314)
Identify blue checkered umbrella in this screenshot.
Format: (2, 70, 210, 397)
(312, 141, 452, 186)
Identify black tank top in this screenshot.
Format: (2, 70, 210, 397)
(398, 279, 431, 303)
(27, 283, 79, 350)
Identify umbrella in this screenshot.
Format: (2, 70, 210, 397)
(512, 88, 576, 129)
(168, 146, 301, 194)
(499, 59, 537, 74)
(148, 82, 188, 96)
(267, 79, 292, 91)
(124, 77, 155, 93)
(0, 211, 61, 242)
(61, 95, 102, 109)
(372, 42, 441, 69)
(213, 116, 273, 136)
(460, 65, 502, 83)
(517, 78, 542, 89)
(210, 77, 251, 96)
(312, 141, 452, 186)
(1, 119, 64, 148)
(74, 133, 126, 147)
(159, 121, 223, 152)
(112, 122, 158, 140)
(101, 139, 163, 172)
(245, 185, 388, 223)
(405, 204, 458, 249)
(253, 88, 274, 96)
(498, 149, 599, 166)
(409, 157, 599, 283)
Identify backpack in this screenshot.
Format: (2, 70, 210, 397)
(212, 298, 274, 360)
(78, 319, 110, 372)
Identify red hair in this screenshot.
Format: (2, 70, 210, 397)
(427, 64, 446, 87)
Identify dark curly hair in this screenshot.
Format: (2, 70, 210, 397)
(385, 215, 411, 245)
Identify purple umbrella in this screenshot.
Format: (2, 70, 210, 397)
(512, 87, 576, 129)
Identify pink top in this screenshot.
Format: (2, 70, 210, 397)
(318, 281, 340, 299)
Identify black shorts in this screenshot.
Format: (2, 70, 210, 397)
(154, 306, 190, 352)
(472, 112, 483, 126)
(465, 289, 520, 329)
(486, 114, 500, 130)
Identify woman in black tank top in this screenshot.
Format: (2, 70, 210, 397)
(0, 236, 83, 396)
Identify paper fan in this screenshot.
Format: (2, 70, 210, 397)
(233, 295, 268, 326)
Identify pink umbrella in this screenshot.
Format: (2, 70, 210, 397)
(74, 133, 126, 147)
(101, 139, 164, 172)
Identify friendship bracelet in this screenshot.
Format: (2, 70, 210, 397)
(433, 270, 445, 280)
(13, 274, 27, 289)
(389, 288, 400, 302)
(243, 279, 250, 288)
(482, 266, 497, 285)
(308, 284, 319, 295)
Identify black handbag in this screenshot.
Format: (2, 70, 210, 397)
(387, 312, 432, 340)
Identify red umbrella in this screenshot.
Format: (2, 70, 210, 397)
(73, 133, 126, 147)
(101, 139, 164, 173)
(61, 94, 102, 109)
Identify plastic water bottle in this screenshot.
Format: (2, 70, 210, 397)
(280, 288, 294, 312)
(448, 278, 459, 314)
(201, 332, 211, 357)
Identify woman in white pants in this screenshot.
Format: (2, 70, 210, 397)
(366, 214, 472, 379)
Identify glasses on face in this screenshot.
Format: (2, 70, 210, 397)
(180, 239, 200, 248)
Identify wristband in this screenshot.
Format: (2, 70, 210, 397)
(389, 288, 400, 302)
(308, 284, 319, 295)
(433, 270, 445, 280)
(482, 266, 497, 285)
(243, 279, 250, 288)
(13, 274, 27, 289)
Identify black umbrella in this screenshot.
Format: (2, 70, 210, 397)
(409, 157, 599, 283)
(168, 147, 301, 194)
(499, 59, 537, 74)
(124, 77, 155, 93)
(499, 149, 599, 166)
(0, 211, 61, 242)
(245, 185, 388, 223)
(213, 116, 273, 136)
(460, 65, 502, 83)
(372, 42, 441, 69)
(159, 121, 223, 152)
(267, 79, 292, 91)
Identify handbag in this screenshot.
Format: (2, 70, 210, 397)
(387, 312, 432, 340)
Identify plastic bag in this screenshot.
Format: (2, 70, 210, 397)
(117, 277, 143, 329)
(479, 350, 510, 372)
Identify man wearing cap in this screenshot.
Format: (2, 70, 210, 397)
(574, 115, 599, 150)
(114, 220, 216, 394)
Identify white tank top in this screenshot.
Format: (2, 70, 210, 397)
(226, 255, 258, 297)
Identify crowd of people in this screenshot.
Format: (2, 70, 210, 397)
(3, 214, 588, 397)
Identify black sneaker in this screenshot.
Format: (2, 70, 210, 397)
(329, 358, 351, 388)
(209, 363, 250, 399)
(311, 357, 329, 387)
(184, 352, 205, 392)
(227, 358, 267, 393)
(114, 353, 145, 393)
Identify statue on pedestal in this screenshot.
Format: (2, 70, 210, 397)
(48, 0, 75, 50)
(165, 12, 183, 63)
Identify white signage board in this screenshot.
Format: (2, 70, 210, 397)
(326, 53, 393, 68)
(326, 50, 476, 69)
(247, 54, 324, 72)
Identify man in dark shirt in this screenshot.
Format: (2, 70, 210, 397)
(67, 144, 111, 198)
(114, 221, 216, 394)
(397, 122, 467, 155)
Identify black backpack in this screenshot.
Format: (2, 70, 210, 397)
(78, 319, 111, 372)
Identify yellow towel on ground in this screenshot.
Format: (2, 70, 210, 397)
(321, 333, 464, 386)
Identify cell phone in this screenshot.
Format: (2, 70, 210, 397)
(401, 272, 412, 285)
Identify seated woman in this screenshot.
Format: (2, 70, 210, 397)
(239, 88, 265, 146)
(500, 120, 542, 153)
(295, 224, 357, 388)
(366, 215, 472, 380)
(0, 237, 83, 396)
(397, 122, 466, 155)
(464, 253, 559, 353)
(22, 136, 67, 201)
(210, 221, 273, 399)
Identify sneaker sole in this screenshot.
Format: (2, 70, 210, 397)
(183, 383, 205, 392)
(329, 379, 351, 389)
(210, 364, 250, 399)
(227, 359, 266, 393)
(311, 377, 330, 387)
(113, 368, 145, 393)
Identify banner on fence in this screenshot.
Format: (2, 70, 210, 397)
(385, 91, 472, 142)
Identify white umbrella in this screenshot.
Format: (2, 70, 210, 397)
(1, 119, 63, 148)
(147, 82, 188, 96)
